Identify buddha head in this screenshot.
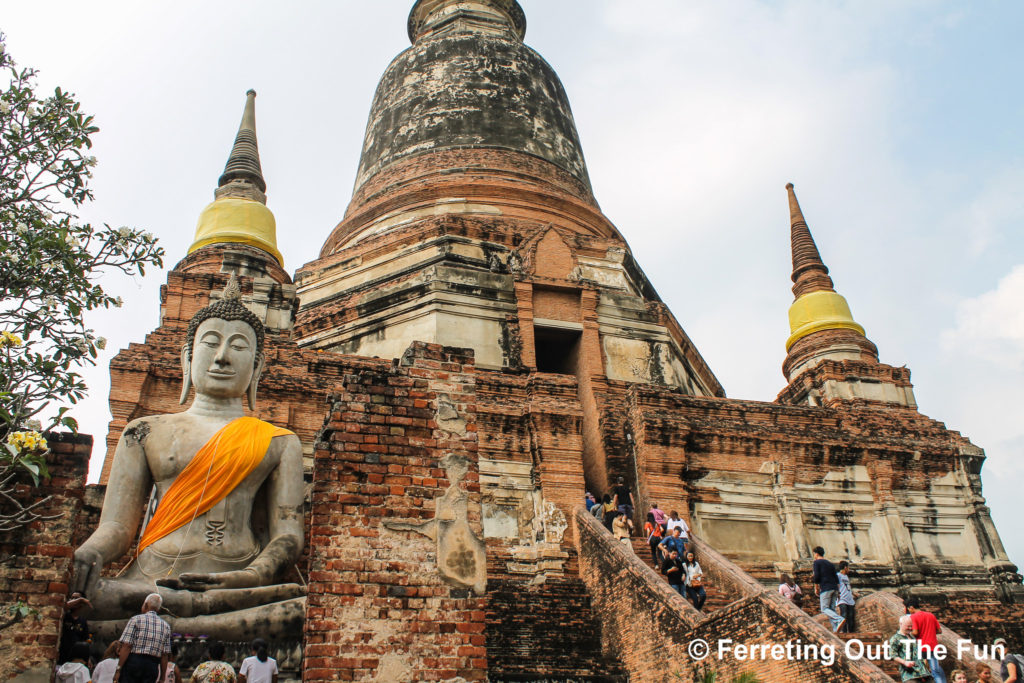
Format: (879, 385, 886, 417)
(180, 275, 265, 409)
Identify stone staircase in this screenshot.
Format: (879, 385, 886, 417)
(632, 537, 906, 680)
(629, 537, 731, 613)
(486, 576, 629, 682)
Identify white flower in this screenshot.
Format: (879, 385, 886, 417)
(117, 226, 132, 238)
(85, 156, 98, 167)
(15, 223, 28, 234)
(96, 337, 107, 350)
(43, 212, 53, 221)
(72, 338, 89, 354)
(25, 420, 42, 432)
(10, 121, 20, 134)
(114, 296, 123, 308)
(43, 296, 56, 308)
(26, 104, 37, 117)
(64, 234, 81, 247)
(0, 102, 10, 115)
(142, 231, 153, 240)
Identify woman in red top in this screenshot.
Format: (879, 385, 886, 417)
(644, 512, 663, 566)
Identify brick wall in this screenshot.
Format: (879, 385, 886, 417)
(303, 343, 488, 682)
(0, 432, 90, 682)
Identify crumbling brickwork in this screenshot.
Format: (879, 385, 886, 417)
(304, 343, 487, 682)
(0, 433, 90, 682)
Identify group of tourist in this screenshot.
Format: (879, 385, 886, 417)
(778, 547, 1024, 682)
(586, 487, 708, 612)
(56, 593, 279, 683)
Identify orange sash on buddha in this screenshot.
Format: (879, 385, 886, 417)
(137, 416, 293, 554)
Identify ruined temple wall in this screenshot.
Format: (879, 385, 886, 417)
(623, 385, 1019, 597)
(0, 433, 90, 682)
(100, 261, 367, 483)
(304, 343, 488, 682)
(295, 216, 722, 397)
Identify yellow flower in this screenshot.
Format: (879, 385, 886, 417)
(0, 331, 23, 348)
(7, 430, 46, 453)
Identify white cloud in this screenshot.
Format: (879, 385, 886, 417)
(941, 264, 1024, 368)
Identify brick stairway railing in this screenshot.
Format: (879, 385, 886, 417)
(574, 507, 896, 682)
(856, 590, 1002, 680)
(486, 576, 629, 682)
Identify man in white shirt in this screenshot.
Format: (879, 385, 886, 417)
(665, 511, 690, 540)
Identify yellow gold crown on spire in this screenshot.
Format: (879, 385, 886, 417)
(188, 90, 283, 267)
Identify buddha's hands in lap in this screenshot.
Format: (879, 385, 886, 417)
(157, 569, 259, 592)
(72, 546, 104, 595)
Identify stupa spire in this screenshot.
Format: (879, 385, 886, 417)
(187, 90, 283, 267)
(782, 183, 866, 354)
(787, 183, 834, 298)
(218, 89, 266, 194)
(408, 0, 527, 43)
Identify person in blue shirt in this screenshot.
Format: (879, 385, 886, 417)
(837, 560, 856, 633)
(659, 526, 687, 558)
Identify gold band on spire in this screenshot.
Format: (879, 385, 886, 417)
(786, 290, 865, 351)
(188, 90, 283, 267)
(189, 197, 283, 266)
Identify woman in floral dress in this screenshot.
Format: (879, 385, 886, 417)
(190, 641, 236, 683)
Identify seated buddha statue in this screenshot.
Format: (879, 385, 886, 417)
(73, 276, 305, 640)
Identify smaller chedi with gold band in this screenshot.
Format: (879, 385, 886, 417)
(73, 274, 305, 641)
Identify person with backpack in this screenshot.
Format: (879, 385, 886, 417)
(163, 644, 181, 683)
(238, 638, 278, 683)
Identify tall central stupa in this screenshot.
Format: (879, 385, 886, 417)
(294, 0, 720, 396)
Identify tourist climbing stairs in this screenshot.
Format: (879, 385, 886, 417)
(631, 539, 901, 679)
(629, 537, 731, 613)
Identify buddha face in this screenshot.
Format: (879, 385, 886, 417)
(189, 318, 259, 399)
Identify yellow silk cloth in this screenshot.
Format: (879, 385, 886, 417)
(138, 416, 293, 553)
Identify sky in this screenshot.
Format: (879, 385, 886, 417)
(3, 1, 1022, 568)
